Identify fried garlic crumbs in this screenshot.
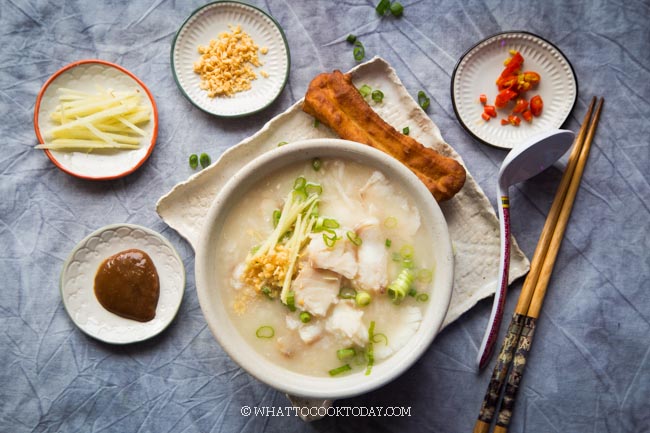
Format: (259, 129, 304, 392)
(241, 245, 290, 294)
(193, 24, 269, 98)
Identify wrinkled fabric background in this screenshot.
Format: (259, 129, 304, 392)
(2, 1, 649, 432)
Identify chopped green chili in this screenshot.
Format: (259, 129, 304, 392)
(353, 40, 365, 62)
(256, 326, 274, 338)
(329, 364, 352, 376)
(371, 89, 384, 103)
(390, 2, 404, 16)
(337, 348, 356, 360)
(300, 311, 312, 323)
(418, 90, 430, 110)
(199, 152, 211, 169)
(189, 153, 198, 169)
(359, 84, 372, 98)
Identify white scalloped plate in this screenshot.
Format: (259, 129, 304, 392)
(60, 224, 185, 344)
(34, 60, 158, 180)
(171, 1, 290, 117)
(452, 32, 578, 149)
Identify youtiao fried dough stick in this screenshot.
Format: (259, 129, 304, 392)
(302, 70, 466, 202)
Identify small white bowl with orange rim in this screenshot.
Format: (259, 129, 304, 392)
(34, 59, 159, 180)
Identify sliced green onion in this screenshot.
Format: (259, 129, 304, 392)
(337, 348, 356, 360)
(199, 152, 211, 169)
(293, 176, 307, 191)
(346, 231, 363, 246)
(376, 0, 390, 15)
(355, 291, 371, 307)
(372, 333, 388, 345)
(346, 34, 357, 44)
(371, 89, 384, 103)
(390, 2, 404, 16)
(353, 40, 365, 62)
(314, 217, 340, 232)
(312, 158, 322, 171)
(402, 257, 414, 269)
(300, 311, 312, 323)
(261, 286, 273, 298)
(305, 182, 323, 195)
(402, 126, 410, 135)
(416, 268, 433, 283)
(383, 216, 398, 228)
(329, 364, 352, 376)
(387, 268, 414, 303)
(256, 326, 274, 338)
(400, 244, 414, 259)
(365, 321, 376, 375)
(418, 90, 430, 110)
(323, 232, 339, 247)
(392, 252, 402, 262)
(189, 153, 198, 169)
(407, 287, 417, 297)
(358, 84, 372, 98)
(417, 293, 429, 302)
(313, 118, 320, 128)
(385, 238, 392, 248)
(339, 286, 357, 299)
(278, 141, 288, 147)
(272, 209, 281, 227)
(286, 290, 296, 312)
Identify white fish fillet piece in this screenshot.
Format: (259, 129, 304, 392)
(354, 218, 389, 292)
(359, 171, 421, 238)
(292, 266, 340, 316)
(325, 301, 368, 346)
(305, 231, 358, 279)
(373, 306, 423, 360)
(285, 315, 324, 344)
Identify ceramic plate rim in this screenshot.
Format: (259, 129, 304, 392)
(59, 223, 185, 345)
(451, 31, 578, 149)
(33, 59, 159, 180)
(171, 0, 291, 118)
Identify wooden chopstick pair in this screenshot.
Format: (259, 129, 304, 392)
(473, 97, 604, 433)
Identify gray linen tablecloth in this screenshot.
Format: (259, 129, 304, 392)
(2, 1, 649, 432)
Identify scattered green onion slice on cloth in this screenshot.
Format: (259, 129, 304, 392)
(353, 40, 365, 62)
(418, 90, 430, 110)
(189, 154, 198, 169)
(199, 152, 211, 168)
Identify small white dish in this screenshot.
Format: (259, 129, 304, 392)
(195, 139, 454, 399)
(60, 224, 185, 344)
(171, 1, 290, 117)
(451, 31, 578, 149)
(34, 60, 159, 180)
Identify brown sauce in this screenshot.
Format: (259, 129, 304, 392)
(94, 249, 160, 322)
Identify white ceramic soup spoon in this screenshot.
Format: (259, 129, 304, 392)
(477, 129, 575, 370)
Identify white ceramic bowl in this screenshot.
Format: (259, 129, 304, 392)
(195, 139, 453, 399)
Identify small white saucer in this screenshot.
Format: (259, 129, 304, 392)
(171, 1, 290, 117)
(60, 224, 185, 344)
(34, 60, 159, 180)
(451, 31, 578, 149)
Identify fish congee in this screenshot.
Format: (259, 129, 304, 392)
(217, 158, 438, 377)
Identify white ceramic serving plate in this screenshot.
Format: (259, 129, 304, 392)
(172, 1, 290, 117)
(60, 224, 185, 344)
(195, 139, 454, 399)
(34, 60, 158, 180)
(452, 31, 578, 149)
